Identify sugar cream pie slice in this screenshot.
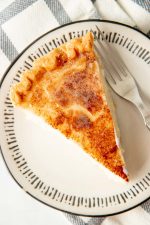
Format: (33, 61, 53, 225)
(10, 32, 128, 181)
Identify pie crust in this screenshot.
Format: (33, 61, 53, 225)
(11, 32, 128, 181)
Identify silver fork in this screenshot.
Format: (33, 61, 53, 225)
(93, 26, 150, 131)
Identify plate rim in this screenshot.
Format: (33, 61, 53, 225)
(0, 19, 150, 217)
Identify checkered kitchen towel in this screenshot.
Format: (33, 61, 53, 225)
(0, 0, 150, 225)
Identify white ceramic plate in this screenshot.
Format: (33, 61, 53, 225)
(0, 20, 150, 216)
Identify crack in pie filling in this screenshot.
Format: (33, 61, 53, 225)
(10, 32, 128, 182)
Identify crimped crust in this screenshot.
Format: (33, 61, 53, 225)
(10, 32, 128, 181)
(11, 32, 94, 105)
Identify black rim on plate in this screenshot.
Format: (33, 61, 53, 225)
(0, 19, 150, 217)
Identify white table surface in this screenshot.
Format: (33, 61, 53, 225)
(0, 154, 71, 225)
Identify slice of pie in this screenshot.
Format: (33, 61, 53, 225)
(10, 32, 128, 181)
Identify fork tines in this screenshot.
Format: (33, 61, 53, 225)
(92, 26, 133, 84)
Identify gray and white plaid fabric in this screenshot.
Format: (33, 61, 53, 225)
(0, 0, 150, 224)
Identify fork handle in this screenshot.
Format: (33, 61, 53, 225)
(134, 100, 150, 131)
